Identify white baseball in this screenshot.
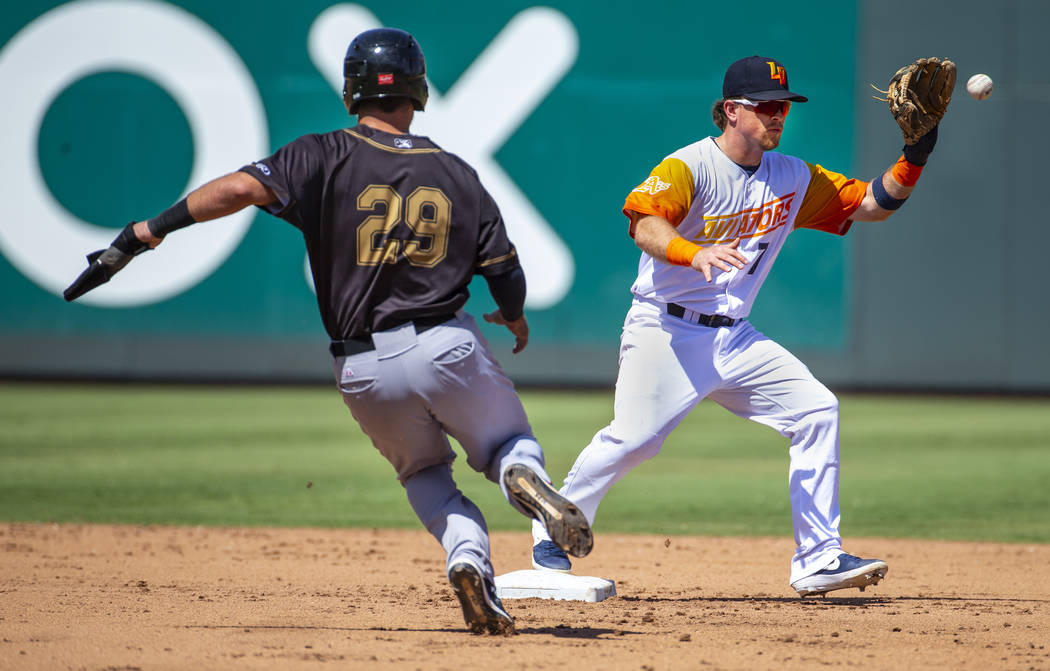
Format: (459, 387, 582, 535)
(967, 73, 994, 100)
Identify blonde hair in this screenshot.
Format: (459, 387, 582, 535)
(712, 98, 727, 131)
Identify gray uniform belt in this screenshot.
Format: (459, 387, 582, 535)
(330, 314, 457, 357)
(667, 303, 737, 328)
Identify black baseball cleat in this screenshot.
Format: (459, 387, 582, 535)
(503, 464, 593, 558)
(448, 562, 515, 635)
(791, 553, 889, 597)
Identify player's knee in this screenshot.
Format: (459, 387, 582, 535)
(789, 391, 839, 436)
(600, 425, 665, 463)
(404, 463, 460, 525)
(813, 392, 838, 417)
(798, 384, 838, 417)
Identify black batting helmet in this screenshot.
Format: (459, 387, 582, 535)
(343, 28, 428, 114)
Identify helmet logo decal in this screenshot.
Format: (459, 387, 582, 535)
(377, 73, 393, 85)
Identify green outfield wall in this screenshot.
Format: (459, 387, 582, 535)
(1, 0, 1047, 390)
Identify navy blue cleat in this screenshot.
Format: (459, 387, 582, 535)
(791, 552, 889, 597)
(532, 539, 572, 573)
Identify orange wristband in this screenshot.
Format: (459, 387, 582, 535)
(666, 237, 702, 266)
(891, 155, 924, 187)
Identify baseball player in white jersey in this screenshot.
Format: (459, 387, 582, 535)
(531, 55, 942, 596)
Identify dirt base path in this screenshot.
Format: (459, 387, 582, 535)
(1, 523, 1047, 670)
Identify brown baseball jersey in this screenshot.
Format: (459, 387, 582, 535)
(240, 124, 521, 339)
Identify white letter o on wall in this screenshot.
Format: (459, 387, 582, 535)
(0, 0, 267, 307)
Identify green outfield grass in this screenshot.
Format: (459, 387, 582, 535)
(1, 382, 1047, 543)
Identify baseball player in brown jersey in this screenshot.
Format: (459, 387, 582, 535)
(63, 28, 592, 634)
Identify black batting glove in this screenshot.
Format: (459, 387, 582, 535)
(63, 222, 151, 302)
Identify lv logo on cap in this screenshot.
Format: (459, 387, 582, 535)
(767, 61, 787, 85)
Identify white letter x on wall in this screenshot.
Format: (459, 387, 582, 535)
(308, 4, 576, 309)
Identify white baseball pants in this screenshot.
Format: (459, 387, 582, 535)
(533, 298, 844, 584)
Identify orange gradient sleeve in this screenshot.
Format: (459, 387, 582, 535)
(623, 157, 695, 236)
(891, 155, 924, 186)
(665, 237, 702, 266)
(794, 162, 868, 236)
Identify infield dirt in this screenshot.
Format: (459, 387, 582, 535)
(1, 523, 1047, 670)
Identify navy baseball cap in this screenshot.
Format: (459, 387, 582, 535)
(723, 56, 808, 102)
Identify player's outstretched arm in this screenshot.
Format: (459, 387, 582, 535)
(182, 172, 277, 227)
(632, 213, 747, 282)
(850, 126, 937, 222)
(854, 56, 954, 222)
(63, 172, 276, 302)
(143, 171, 277, 244)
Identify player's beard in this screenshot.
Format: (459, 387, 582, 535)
(760, 128, 782, 150)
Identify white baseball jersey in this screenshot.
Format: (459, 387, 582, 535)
(532, 136, 877, 585)
(623, 136, 867, 318)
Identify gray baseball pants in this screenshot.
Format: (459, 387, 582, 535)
(332, 311, 548, 580)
